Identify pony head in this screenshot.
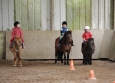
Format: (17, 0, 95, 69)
(87, 38, 95, 50)
(63, 31, 72, 44)
(13, 37, 22, 52)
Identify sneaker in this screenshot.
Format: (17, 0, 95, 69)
(72, 44, 74, 46)
(22, 47, 25, 49)
(22, 43, 25, 49)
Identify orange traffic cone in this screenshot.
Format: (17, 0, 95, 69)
(89, 70, 96, 80)
(70, 59, 75, 70)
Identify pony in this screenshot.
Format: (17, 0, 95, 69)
(82, 38, 95, 65)
(55, 31, 72, 65)
(10, 37, 23, 67)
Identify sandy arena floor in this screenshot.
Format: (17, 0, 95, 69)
(0, 60, 115, 83)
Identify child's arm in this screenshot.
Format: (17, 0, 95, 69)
(67, 28, 68, 31)
(82, 33, 86, 41)
(11, 29, 15, 37)
(60, 28, 63, 35)
(90, 32, 93, 38)
(20, 29, 23, 38)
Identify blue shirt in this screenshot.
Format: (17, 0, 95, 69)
(60, 27, 68, 35)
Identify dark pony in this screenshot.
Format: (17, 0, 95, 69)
(55, 31, 72, 65)
(82, 38, 95, 65)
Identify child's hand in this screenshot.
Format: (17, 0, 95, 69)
(83, 38, 86, 41)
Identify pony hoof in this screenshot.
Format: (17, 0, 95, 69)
(64, 62, 66, 65)
(13, 65, 16, 67)
(19, 65, 22, 67)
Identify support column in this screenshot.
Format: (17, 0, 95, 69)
(41, 0, 66, 30)
(51, 0, 66, 30)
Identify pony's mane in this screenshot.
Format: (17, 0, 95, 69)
(63, 31, 72, 44)
(63, 31, 72, 37)
(14, 37, 22, 42)
(88, 38, 94, 42)
(65, 31, 72, 35)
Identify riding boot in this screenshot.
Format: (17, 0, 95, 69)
(22, 43, 25, 49)
(71, 40, 74, 46)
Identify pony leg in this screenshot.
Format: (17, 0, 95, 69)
(88, 54, 92, 65)
(64, 53, 66, 65)
(82, 53, 85, 64)
(67, 52, 70, 65)
(13, 52, 17, 67)
(90, 54, 92, 65)
(61, 52, 63, 63)
(55, 50, 58, 64)
(19, 57, 22, 67)
(88, 54, 90, 64)
(84, 54, 87, 65)
(18, 52, 22, 67)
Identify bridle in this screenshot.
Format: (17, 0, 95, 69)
(13, 41, 22, 52)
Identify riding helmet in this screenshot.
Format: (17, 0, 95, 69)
(62, 21, 67, 25)
(84, 26, 90, 30)
(14, 21, 20, 27)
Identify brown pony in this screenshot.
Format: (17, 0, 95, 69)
(55, 31, 72, 65)
(10, 37, 23, 67)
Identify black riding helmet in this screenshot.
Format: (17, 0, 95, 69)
(14, 21, 20, 27)
(62, 21, 67, 25)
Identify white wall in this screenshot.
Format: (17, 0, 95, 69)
(0, 0, 14, 31)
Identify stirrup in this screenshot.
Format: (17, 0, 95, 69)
(58, 44, 61, 48)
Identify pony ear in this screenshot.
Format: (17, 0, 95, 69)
(68, 30, 72, 35)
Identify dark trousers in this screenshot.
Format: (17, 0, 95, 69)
(82, 41, 85, 50)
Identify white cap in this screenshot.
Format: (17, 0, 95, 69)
(84, 26, 90, 30)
